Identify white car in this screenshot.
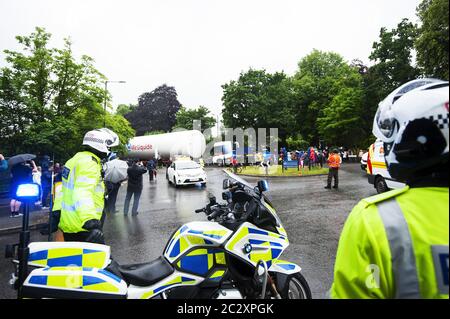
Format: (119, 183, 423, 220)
(360, 152, 368, 171)
(167, 160, 207, 187)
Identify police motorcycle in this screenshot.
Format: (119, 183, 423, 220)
(6, 171, 311, 299)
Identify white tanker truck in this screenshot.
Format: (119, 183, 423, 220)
(126, 130, 206, 161)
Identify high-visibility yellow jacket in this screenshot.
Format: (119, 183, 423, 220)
(331, 186, 449, 299)
(58, 151, 105, 233)
(52, 181, 62, 211)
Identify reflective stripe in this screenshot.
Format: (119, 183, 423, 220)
(377, 199, 421, 298)
(95, 184, 104, 193)
(76, 176, 96, 184)
(75, 199, 94, 208)
(61, 202, 76, 212)
(63, 166, 76, 190)
(62, 199, 94, 213)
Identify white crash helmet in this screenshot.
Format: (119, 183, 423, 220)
(82, 128, 120, 155)
(373, 78, 449, 182)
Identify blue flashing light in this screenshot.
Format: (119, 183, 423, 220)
(16, 183, 40, 200)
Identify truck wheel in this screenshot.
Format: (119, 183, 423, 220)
(375, 176, 389, 194)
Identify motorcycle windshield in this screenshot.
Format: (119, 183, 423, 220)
(224, 170, 284, 231)
(224, 170, 255, 190)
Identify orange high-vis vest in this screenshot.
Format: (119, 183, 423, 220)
(328, 154, 341, 168)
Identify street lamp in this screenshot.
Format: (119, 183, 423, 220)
(104, 80, 126, 127)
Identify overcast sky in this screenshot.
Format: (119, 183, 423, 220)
(0, 0, 422, 117)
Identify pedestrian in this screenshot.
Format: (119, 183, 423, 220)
(105, 180, 122, 214)
(58, 128, 120, 244)
(308, 147, 316, 170)
(325, 149, 341, 189)
(231, 156, 238, 173)
(146, 158, 156, 182)
(0, 153, 8, 171)
(10, 159, 37, 217)
(124, 160, 147, 216)
(317, 151, 324, 168)
(41, 163, 53, 209)
(330, 79, 449, 299)
(32, 166, 42, 206)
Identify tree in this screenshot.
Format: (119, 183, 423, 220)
(174, 105, 216, 131)
(0, 27, 135, 162)
(125, 84, 181, 136)
(415, 0, 449, 80)
(292, 50, 363, 146)
(221, 69, 295, 141)
(116, 103, 136, 117)
(369, 19, 419, 94)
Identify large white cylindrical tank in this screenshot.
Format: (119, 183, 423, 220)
(126, 130, 206, 160)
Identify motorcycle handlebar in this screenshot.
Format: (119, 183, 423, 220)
(207, 209, 222, 221)
(195, 208, 204, 214)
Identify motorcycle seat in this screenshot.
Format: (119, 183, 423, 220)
(118, 256, 174, 287)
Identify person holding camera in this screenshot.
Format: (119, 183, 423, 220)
(10, 159, 37, 217)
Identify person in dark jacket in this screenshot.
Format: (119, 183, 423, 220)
(10, 160, 37, 217)
(146, 159, 156, 182)
(124, 160, 147, 216)
(41, 161, 53, 209)
(0, 154, 8, 171)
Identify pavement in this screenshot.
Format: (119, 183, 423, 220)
(0, 197, 50, 234)
(0, 163, 376, 299)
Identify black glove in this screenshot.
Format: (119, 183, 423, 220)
(85, 228, 105, 244)
(82, 219, 102, 231)
(82, 219, 104, 244)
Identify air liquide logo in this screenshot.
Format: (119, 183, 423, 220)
(129, 143, 153, 152)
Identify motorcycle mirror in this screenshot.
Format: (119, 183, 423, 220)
(222, 191, 231, 201)
(257, 180, 269, 193)
(208, 193, 216, 204)
(223, 179, 231, 189)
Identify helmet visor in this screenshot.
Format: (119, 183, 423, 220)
(373, 103, 398, 142)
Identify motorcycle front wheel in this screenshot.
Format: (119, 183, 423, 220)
(280, 272, 312, 299)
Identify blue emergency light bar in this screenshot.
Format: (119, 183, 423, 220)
(16, 183, 40, 201)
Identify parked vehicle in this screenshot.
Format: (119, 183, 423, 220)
(167, 159, 207, 187)
(366, 139, 405, 193)
(212, 141, 233, 166)
(360, 152, 368, 171)
(7, 171, 311, 299)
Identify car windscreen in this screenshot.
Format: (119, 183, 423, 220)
(176, 161, 200, 170)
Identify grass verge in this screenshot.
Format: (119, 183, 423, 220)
(229, 165, 328, 177)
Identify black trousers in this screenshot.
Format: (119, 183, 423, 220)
(105, 182, 121, 214)
(41, 185, 51, 207)
(327, 168, 339, 187)
(124, 188, 142, 215)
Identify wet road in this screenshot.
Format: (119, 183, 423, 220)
(0, 164, 376, 299)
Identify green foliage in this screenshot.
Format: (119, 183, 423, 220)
(292, 50, 365, 146)
(415, 0, 449, 79)
(0, 27, 135, 162)
(125, 84, 182, 136)
(221, 69, 295, 141)
(144, 130, 166, 136)
(174, 105, 216, 131)
(369, 19, 419, 92)
(286, 135, 309, 151)
(116, 103, 136, 116)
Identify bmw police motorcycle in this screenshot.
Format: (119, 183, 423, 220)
(6, 171, 311, 299)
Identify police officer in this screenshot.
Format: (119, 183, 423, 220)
(58, 128, 119, 244)
(331, 79, 449, 299)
